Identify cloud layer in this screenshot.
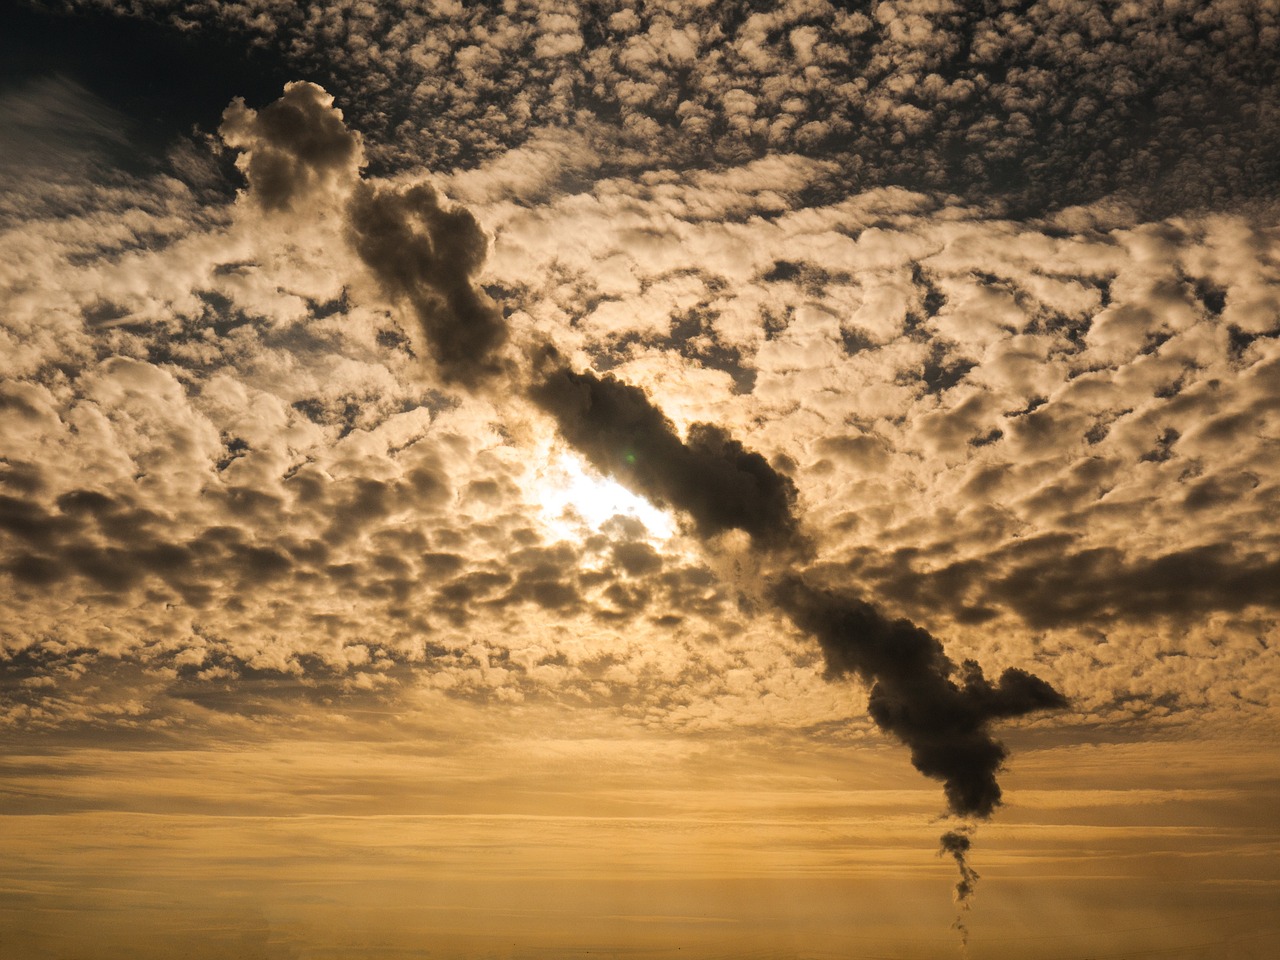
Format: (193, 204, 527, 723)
(2, 9, 1277, 840)
(2, 7, 1278, 957)
(54, 0, 1280, 218)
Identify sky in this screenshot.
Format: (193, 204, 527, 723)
(1, 1, 1279, 958)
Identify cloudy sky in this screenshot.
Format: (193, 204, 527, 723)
(2, 1, 1279, 957)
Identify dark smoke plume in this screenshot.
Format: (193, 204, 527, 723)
(522, 349, 1066, 941)
(530, 351, 803, 551)
(940, 829, 979, 903)
(347, 182, 509, 387)
(940, 828, 980, 946)
(774, 577, 1068, 819)
(530, 352, 1067, 820)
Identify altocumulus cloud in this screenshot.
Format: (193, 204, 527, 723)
(1, 8, 1278, 957)
(60, 0, 1280, 217)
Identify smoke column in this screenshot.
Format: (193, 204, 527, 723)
(223, 83, 1070, 923)
(940, 828, 980, 946)
(524, 350, 1067, 911)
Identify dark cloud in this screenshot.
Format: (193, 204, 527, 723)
(0, 493, 74, 543)
(0, 638, 423, 737)
(988, 542, 1280, 629)
(0, 457, 46, 494)
(611, 540, 662, 577)
(654, 565, 728, 623)
(530, 353, 802, 550)
(347, 181, 509, 387)
(501, 542, 587, 613)
(857, 536, 1280, 632)
(0, 456, 455, 622)
(0, 74, 130, 182)
(420, 551, 465, 579)
(772, 576, 1067, 819)
(434, 569, 515, 624)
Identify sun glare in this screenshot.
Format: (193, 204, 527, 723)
(537, 455, 676, 539)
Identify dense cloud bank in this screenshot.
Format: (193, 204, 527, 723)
(38, 0, 1280, 217)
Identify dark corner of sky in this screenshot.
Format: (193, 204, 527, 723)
(0, 0, 296, 179)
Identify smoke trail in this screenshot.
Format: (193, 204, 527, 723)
(224, 83, 1070, 923)
(940, 828, 980, 948)
(528, 357, 1067, 820)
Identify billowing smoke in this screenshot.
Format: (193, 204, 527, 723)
(529, 348, 803, 551)
(347, 182, 510, 388)
(774, 577, 1068, 819)
(224, 83, 1069, 920)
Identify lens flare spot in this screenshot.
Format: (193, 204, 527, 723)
(537, 455, 674, 539)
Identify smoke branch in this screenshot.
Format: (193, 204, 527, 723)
(773, 577, 1068, 818)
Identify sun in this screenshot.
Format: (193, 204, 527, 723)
(536, 454, 676, 539)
